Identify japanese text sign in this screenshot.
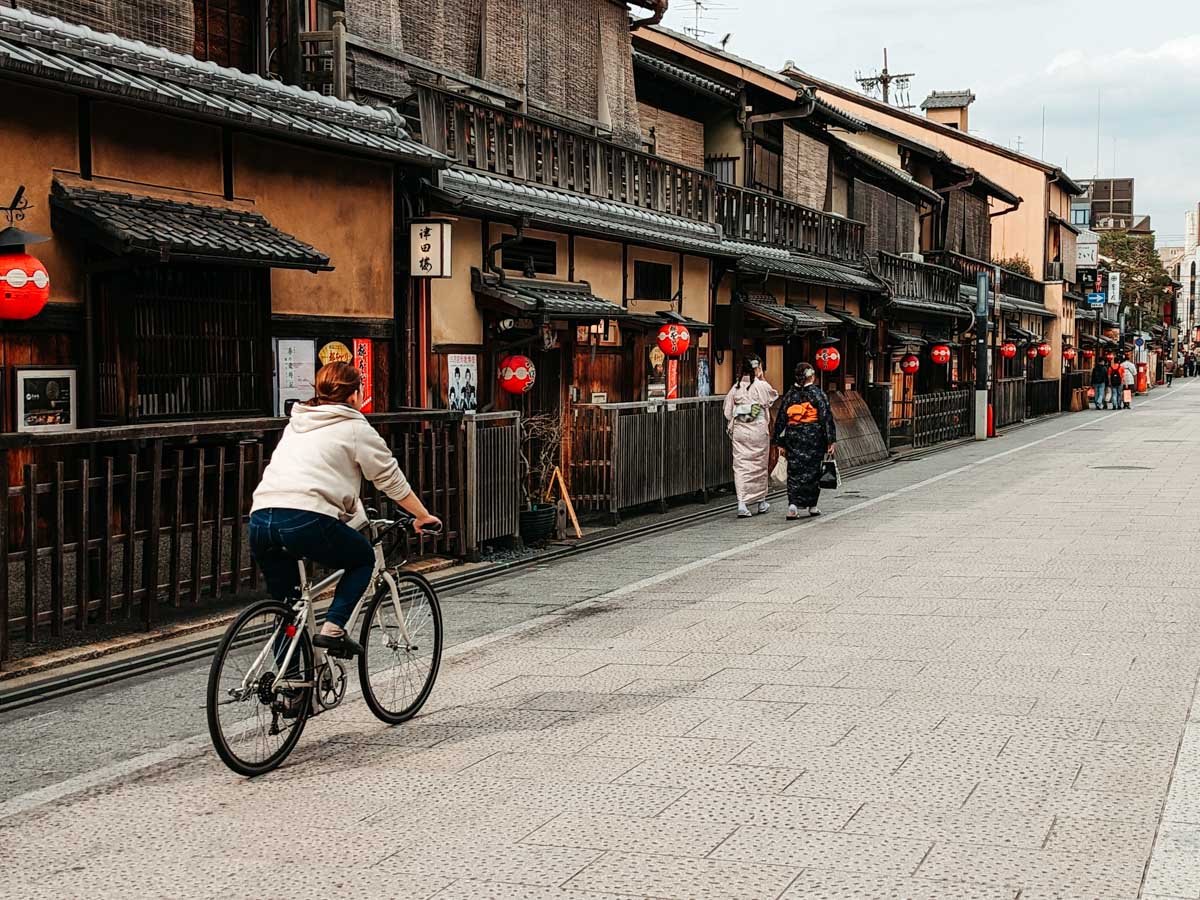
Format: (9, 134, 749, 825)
(409, 219, 452, 278)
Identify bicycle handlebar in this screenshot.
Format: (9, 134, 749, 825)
(369, 515, 444, 544)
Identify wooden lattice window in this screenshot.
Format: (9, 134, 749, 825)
(751, 140, 782, 195)
(94, 266, 271, 423)
(705, 155, 737, 186)
(193, 0, 258, 72)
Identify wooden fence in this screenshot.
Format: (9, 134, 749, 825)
(994, 377, 1026, 429)
(569, 398, 731, 522)
(464, 412, 521, 557)
(0, 412, 465, 667)
(912, 389, 973, 448)
(1026, 378, 1061, 419)
(1061, 371, 1088, 410)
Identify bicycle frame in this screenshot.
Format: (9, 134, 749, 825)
(237, 521, 413, 703)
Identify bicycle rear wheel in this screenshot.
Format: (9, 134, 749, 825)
(207, 600, 314, 776)
(358, 573, 443, 724)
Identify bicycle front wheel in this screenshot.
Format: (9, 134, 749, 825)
(207, 600, 314, 777)
(359, 573, 443, 724)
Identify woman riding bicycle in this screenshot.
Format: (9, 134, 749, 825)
(249, 361, 441, 659)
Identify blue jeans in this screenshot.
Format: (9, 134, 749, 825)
(249, 509, 375, 628)
(1092, 383, 1105, 409)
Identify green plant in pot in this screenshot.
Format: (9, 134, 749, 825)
(518, 411, 563, 545)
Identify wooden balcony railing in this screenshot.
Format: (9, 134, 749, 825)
(876, 251, 962, 307)
(715, 184, 865, 262)
(926, 250, 1045, 307)
(415, 84, 716, 223)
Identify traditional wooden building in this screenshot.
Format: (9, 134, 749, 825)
(0, 5, 447, 429)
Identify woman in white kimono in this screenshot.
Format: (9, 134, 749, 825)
(723, 355, 778, 517)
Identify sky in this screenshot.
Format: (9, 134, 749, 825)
(660, 0, 1200, 249)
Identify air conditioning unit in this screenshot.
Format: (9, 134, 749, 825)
(900, 252, 925, 263)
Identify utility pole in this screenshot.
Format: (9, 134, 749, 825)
(974, 271, 990, 440)
(855, 49, 915, 108)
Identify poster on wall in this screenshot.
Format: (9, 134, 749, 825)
(16, 368, 77, 434)
(666, 358, 679, 400)
(276, 339, 317, 416)
(647, 346, 666, 400)
(447, 353, 478, 411)
(353, 339, 374, 413)
(318, 341, 352, 365)
(697, 357, 711, 397)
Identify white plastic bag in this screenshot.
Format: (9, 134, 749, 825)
(769, 454, 788, 489)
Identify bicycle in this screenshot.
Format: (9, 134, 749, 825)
(206, 514, 443, 776)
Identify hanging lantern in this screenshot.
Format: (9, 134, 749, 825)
(1026, 346, 1039, 359)
(900, 354, 920, 375)
(1063, 347, 1077, 362)
(655, 323, 691, 357)
(1036, 342, 1051, 357)
(814, 346, 841, 372)
(930, 344, 951, 365)
(498, 354, 536, 394)
(0, 225, 52, 320)
(1000, 342, 1017, 359)
(1083, 349, 1095, 360)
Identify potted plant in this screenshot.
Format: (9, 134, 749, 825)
(519, 411, 563, 545)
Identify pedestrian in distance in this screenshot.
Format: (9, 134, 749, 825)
(1165, 355, 1175, 387)
(1120, 356, 1137, 408)
(1090, 357, 1109, 410)
(724, 355, 778, 518)
(1107, 360, 1123, 410)
(771, 362, 837, 520)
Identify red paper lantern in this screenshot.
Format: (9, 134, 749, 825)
(1036, 342, 1051, 358)
(0, 251, 50, 319)
(1083, 349, 1095, 360)
(900, 354, 920, 375)
(930, 344, 951, 365)
(814, 346, 841, 372)
(1000, 342, 1017, 359)
(655, 324, 691, 357)
(498, 354, 536, 394)
(1026, 346, 1039, 359)
(1063, 347, 1077, 362)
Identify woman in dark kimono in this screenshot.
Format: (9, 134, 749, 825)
(771, 362, 837, 519)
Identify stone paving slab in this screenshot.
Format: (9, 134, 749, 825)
(4, 388, 1200, 897)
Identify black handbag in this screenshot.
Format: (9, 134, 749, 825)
(819, 457, 840, 490)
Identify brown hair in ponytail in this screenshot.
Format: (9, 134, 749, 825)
(307, 361, 361, 406)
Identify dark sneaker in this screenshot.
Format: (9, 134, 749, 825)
(314, 632, 364, 659)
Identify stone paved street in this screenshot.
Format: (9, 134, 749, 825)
(4, 386, 1200, 898)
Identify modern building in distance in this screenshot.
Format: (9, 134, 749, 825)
(1079, 178, 1153, 234)
(1185, 204, 1199, 255)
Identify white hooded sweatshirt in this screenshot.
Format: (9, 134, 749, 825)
(250, 403, 411, 525)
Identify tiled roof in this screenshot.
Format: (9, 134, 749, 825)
(439, 169, 730, 256)
(50, 182, 331, 270)
(472, 270, 624, 320)
(921, 90, 975, 110)
(890, 296, 974, 318)
(829, 309, 875, 329)
(737, 253, 883, 291)
(831, 138, 943, 205)
(0, 6, 446, 165)
(632, 49, 738, 102)
(889, 330, 927, 346)
(741, 297, 842, 331)
(958, 284, 1053, 318)
(626, 312, 712, 331)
